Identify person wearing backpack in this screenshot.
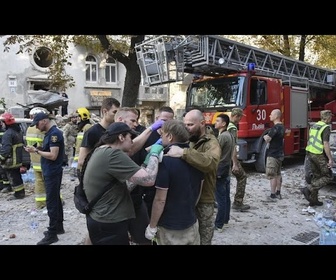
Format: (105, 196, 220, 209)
(82, 122, 162, 245)
(77, 98, 120, 245)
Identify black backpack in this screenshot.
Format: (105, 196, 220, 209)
(73, 178, 116, 214)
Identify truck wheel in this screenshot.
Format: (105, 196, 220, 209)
(255, 142, 268, 173)
(304, 155, 312, 184)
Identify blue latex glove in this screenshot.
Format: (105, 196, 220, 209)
(154, 138, 163, 145)
(143, 144, 164, 166)
(150, 120, 164, 131)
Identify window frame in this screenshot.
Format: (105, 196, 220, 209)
(105, 56, 117, 84)
(85, 55, 98, 83)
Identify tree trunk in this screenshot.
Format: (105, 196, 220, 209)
(121, 35, 144, 107)
(299, 35, 306, 62)
(97, 35, 145, 107)
(122, 56, 142, 107)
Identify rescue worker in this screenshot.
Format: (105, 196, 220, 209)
(25, 107, 50, 208)
(73, 107, 92, 179)
(0, 112, 25, 199)
(301, 110, 334, 206)
(228, 108, 250, 211)
(25, 112, 65, 245)
(0, 120, 10, 191)
(62, 112, 78, 169)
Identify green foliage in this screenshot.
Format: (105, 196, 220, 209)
(3, 35, 75, 90)
(72, 35, 104, 53)
(5, 35, 336, 108)
(224, 35, 336, 69)
(312, 35, 336, 68)
(2, 35, 134, 92)
(2, 35, 144, 107)
(72, 35, 132, 55)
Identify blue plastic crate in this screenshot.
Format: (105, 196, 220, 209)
(319, 228, 336, 245)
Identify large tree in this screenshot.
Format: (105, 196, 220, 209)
(4, 35, 336, 109)
(226, 35, 336, 68)
(2, 35, 145, 107)
(96, 35, 144, 106)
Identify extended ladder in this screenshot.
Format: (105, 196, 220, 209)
(135, 35, 336, 89)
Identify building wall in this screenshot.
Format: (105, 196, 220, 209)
(169, 73, 193, 120)
(0, 36, 127, 115)
(0, 36, 188, 120)
(0, 40, 34, 107)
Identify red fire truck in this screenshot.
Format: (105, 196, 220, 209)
(135, 35, 336, 173)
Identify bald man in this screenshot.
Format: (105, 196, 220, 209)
(166, 109, 221, 245)
(263, 109, 285, 201)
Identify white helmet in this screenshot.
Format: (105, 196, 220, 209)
(29, 107, 50, 117)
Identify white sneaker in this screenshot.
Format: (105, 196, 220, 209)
(215, 226, 224, 233)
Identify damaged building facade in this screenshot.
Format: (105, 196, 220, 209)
(0, 36, 188, 124)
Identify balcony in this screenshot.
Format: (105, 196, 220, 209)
(138, 85, 168, 102)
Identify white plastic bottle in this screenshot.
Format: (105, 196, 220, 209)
(324, 219, 336, 228)
(30, 209, 39, 234)
(323, 199, 335, 220)
(21, 172, 28, 183)
(27, 168, 35, 183)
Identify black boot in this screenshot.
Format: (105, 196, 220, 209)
(300, 187, 311, 202)
(44, 224, 65, 235)
(309, 200, 323, 207)
(8, 189, 25, 200)
(37, 232, 59, 245)
(15, 189, 25, 198)
(1, 186, 13, 193)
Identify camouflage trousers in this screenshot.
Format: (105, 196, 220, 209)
(65, 145, 75, 166)
(156, 220, 200, 245)
(196, 202, 215, 245)
(307, 152, 332, 201)
(64, 145, 74, 159)
(232, 160, 247, 205)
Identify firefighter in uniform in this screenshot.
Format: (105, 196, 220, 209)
(25, 107, 50, 208)
(0, 120, 10, 191)
(73, 107, 92, 179)
(301, 110, 334, 206)
(0, 112, 25, 199)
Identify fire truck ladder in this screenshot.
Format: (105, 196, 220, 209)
(135, 35, 336, 89)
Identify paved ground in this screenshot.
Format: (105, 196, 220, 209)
(212, 156, 336, 245)
(0, 156, 335, 245)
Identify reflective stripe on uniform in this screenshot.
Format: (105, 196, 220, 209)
(306, 121, 328, 154)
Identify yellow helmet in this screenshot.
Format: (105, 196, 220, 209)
(76, 107, 90, 121)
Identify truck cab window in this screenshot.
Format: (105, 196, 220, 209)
(189, 77, 245, 108)
(250, 79, 267, 105)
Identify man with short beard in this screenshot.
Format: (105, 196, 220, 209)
(166, 109, 221, 245)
